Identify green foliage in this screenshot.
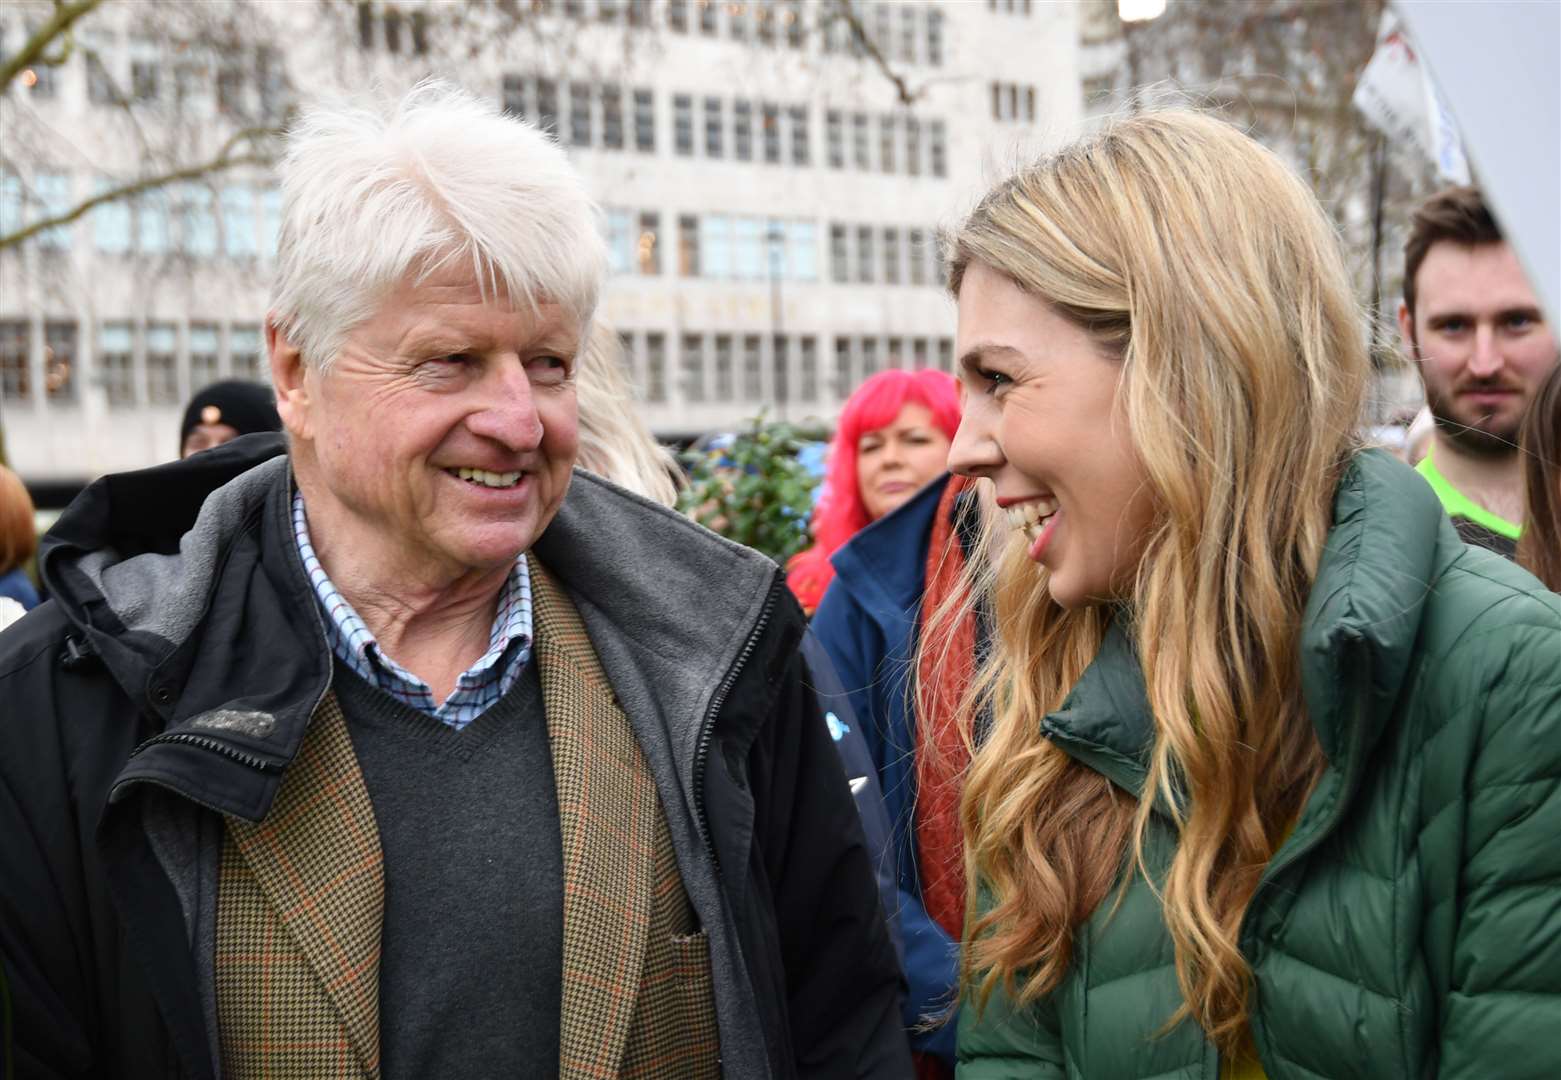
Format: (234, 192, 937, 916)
(677, 414, 817, 564)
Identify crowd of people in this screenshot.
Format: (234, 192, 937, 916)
(0, 80, 1556, 1080)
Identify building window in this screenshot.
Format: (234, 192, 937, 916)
(755, 2, 775, 45)
(938, 337, 953, 372)
(678, 214, 699, 276)
(912, 336, 929, 369)
(929, 120, 947, 177)
(260, 187, 281, 261)
(93, 180, 133, 254)
(680, 333, 705, 402)
(502, 74, 527, 119)
(190, 324, 220, 388)
(178, 184, 218, 258)
(44, 321, 76, 400)
(628, 0, 652, 27)
(761, 102, 781, 164)
(905, 116, 921, 177)
(0, 174, 20, 242)
(138, 187, 170, 255)
(633, 88, 655, 151)
(216, 64, 247, 116)
(826, 110, 844, 169)
(799, 336, 817, 402)
(146, 323, 179, 405)
(383, 8, 404, 52)
(733, 100, 753, 162)
(33, 172, 72, 251)
(99, 322, 135, 407)
(668, 0, 690, 33)
(230, 325, 264, 382)
(788, 105, 809, 165)
(605, 208, 635, 275)
(713, 334, 734, 399)
(734, 216, 763, 281)
(0, 321, 29, 401)
(128, 43, 159, 102)
(535, 79, 559, 139)
(1025, 86, 1036, 123)
(704, 96, 724, 158)
(742, 334, 763, 401)
(411, 11, 429, 54)
(673, 94, 693, 156)
(878, 114, 897, 173)
(699, 0, 719, 35)
(645, 332, 667, 403)
(851, 112, 870, 170)
(357, 2, 374, 48)
(830, 224, 849, 283)
(222, 185, 256, 258)
(887, 336, 905, 366)
(785, 1, 805, 48)
(832, 337, 852, 398)
(637, 211, 660, 274)
(908, 228, 926, 286)
(598, 0, 622, 21)
(772, 335, 790, 406)
(899, 5, 918, 63)
(882, 226, 900, 285)
(861, 336, 880, 378)
(702, 214, 733, 278)
(787, 220, 817, 281)
(569, 82, 592, 147)
(256, 45, 286, 122)
(602, 84, 624, 149)
(855, 225, 874, 283)
(927, 9, 944, 66)
(85, 46, 118, 106)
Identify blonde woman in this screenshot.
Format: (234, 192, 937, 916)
(935, 112, 1560, 1078)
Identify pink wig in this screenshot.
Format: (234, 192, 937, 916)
(787, 368, 961, 613)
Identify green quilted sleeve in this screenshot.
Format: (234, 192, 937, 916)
(1437, 617, 1561, 1080)
(956, 978, 1068, 1080)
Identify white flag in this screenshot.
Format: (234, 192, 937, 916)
(1352, 10, 1470, 184)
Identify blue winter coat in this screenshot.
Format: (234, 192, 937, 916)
(812, 474, 966, 1064)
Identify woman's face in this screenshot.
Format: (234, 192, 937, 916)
(856, 401, 952, 521)
(948, 263, 1157, 609)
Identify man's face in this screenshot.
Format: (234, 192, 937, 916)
(1400, 241, 1558, 457)
(278, 260, 581, 583)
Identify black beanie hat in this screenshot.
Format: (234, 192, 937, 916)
(179, 380, 283, 451)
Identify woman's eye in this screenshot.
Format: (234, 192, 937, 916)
(977, 367, 1012, 393)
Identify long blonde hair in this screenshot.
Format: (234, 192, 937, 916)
(574, 321, 683, 508)
(938, 111, 1369, 1051)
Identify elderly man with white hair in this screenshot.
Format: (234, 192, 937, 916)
(0, 82, 908, 1079)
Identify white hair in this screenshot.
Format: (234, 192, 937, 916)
(269, 79, 606, 369)
(574, 322, 684, 508)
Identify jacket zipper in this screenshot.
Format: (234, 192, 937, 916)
(126, 730, 283, 774)
(692, 574, 782, 876)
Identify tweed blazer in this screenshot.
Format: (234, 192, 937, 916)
(214, 558, 720, 1079)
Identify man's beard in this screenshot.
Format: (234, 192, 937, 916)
(1412, 337, 1523, 459)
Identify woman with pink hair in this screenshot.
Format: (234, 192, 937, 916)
(787, 369, 962, 615)
(798, 366, 977, 1075)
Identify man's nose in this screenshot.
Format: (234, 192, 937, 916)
(466, 361, 543, 451)
(1468, 324, 1503, 378)
(947, 410, 1001, 478)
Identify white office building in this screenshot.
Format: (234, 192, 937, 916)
(1, 0, 1083, 484)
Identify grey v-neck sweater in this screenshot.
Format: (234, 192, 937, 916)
(333, 657, 563, 1078)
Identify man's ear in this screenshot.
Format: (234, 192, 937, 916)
(1396, 301, 1419, 367)
(267, 316, 313, 441)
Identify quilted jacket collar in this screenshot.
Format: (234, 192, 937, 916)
(1044, 450, 1451, 802)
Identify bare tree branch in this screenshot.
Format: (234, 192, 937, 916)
(1, 0, 104, 93)
(0, 125, 276, 250)
(828, 0, 918, 107)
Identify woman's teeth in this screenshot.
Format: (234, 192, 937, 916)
(452, 467, 522, 488)
(1005, 498, 1059, 541)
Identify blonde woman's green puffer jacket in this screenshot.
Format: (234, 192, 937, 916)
(957, 450, 1561, 1080)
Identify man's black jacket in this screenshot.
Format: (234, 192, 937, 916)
(0, 434, 909, 1079)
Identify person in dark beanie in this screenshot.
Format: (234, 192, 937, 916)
(178, 379, 283, 458)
